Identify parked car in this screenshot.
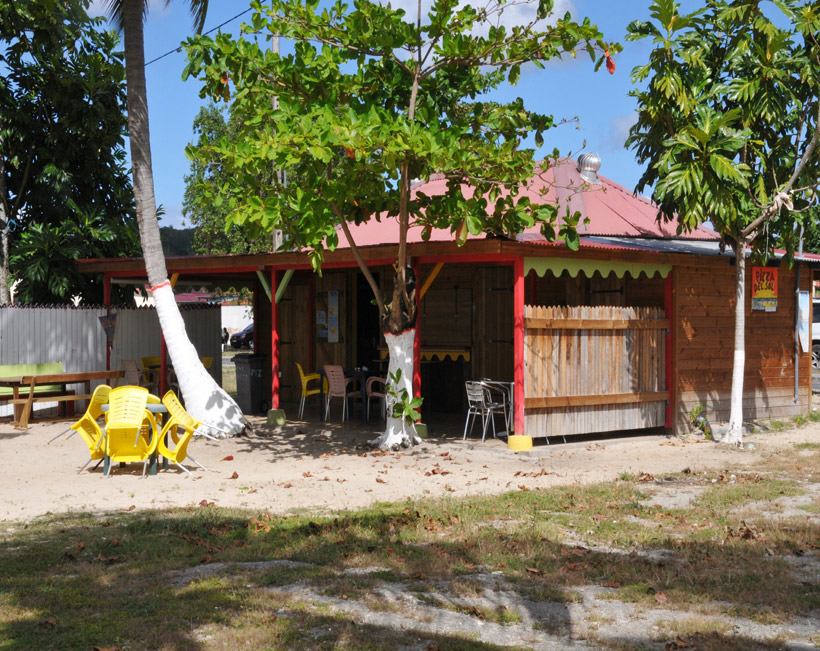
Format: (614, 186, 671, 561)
(813, 301, 820, 369)
(230, 323, 254, 349)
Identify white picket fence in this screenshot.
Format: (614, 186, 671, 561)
(0, 305, 221, 417)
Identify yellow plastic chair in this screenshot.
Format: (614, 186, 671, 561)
(157, 390, 217, 476)
(67, 384, 112, 474)
(296, 363, 327, 420)
(139, 356, 162, 393)
(103, 386, 159, 478)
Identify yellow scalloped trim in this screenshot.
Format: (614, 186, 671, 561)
(524, 258, 671, 279)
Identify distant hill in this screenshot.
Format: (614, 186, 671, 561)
(160, 227, 196, 257)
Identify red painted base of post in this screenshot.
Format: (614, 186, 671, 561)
(513, 257, 525, 435)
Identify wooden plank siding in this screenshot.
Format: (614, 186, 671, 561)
(673, 262, 811, 430)
(524, 305, 668, 437)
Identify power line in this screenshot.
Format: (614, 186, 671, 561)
(144, 8, 253, 67)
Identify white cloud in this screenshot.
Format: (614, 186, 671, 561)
(87, 0, 169, 20)
(382, 0, 576, 33)
(602, 112, 638, 152)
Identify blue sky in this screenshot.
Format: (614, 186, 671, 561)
(88, 0, 666, 229)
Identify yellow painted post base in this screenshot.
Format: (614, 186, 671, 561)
(267, 409, 287, 426)
(507, 435, 533, 451)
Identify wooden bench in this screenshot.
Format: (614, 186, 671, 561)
(0, 367, 125, 429)
(0, 362, 75, 423)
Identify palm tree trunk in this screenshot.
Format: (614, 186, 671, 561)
(121, 0, 247, 436)
(725, 237, 746, 445)
(0, 138, 10, 305)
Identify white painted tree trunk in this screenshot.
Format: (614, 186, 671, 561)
(369, 329, 422, 450)
(724, 238, 747, 445)
(153, 284, 248, 437)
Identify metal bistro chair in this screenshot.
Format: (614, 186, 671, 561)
(463, 380, 508, 443)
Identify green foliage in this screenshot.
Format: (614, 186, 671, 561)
(627, 0, 820, 253)
(159, 227, 196, 257)
(385, 368, 423, 423)
(182, 103, 274, 255)
(184, 0, 617, 330)
(0, 0, 138, 305)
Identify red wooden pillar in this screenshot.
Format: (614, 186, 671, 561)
(308, 274, 315, 372)
(513, 257, 525, 435)
(271, 269, 280, 410)
(664, 271, 674, 428)
(104, 275, 111, 371)
(412, 259, 422, 400)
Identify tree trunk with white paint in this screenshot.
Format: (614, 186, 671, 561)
(122, 0, 247, 436)
(369, 329, 422, 450)
(724, 238, 747, 445)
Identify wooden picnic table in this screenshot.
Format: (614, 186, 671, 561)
(0, 370, 125, 430)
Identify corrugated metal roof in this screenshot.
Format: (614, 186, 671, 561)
(337, 157, 717, 250)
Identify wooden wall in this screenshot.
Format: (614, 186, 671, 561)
(277, 273, 312, 405)
(674, 261, 811, 431)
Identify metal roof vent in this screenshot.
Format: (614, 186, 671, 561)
(577, 152, 602, 185)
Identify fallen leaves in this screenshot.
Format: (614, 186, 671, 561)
(514, 468, 551, 478)
(198, 499, 215, 507)
(122, 505, 135, 512)
(221, 455, 234, 461)
(230, 471, 239, 479)
(637, 472, 655, 482)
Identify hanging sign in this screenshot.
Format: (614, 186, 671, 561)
(327, 290, 339, 343)
(751, 267, 778, 312)
(98, 313, 117, 343)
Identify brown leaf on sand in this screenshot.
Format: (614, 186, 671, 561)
(302, 471, 312, 478)
(221, 455, 234, 461)
(654, 591, 668, 604)
(586, 443, 604, 451)
(665, 635, 693, 649)
(198, 499, 215, 507)
(230, 471, 239, 479)
(637, 472, 655, 482)
(200, 554, 211, 564)
(248, 488, 257, 494)
(602, 580, 621, 588)
(525, 567, 542, 575)
(376, 477, 387, 484)
(122, 505, 135, 512)
(444, 484, 455, 492)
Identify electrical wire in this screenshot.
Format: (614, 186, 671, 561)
(144, 8, 253, 67)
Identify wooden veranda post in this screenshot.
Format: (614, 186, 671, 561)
(104, 274, 111, 372)
(664, 272, 674, 428)
(514, 256, 525, 435)
(271, 268, 280, 410)
(413, 259, 422, 400)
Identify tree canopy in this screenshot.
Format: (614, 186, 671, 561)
(0, 0, 139, 305)
(627, 0, 820, 253)
(183, 103, 275, 255)
(184, 0, 618, 333)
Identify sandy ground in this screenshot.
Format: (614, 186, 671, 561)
(2, 413, 819, 524)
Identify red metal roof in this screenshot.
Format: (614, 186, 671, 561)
(337, 158, 717, 249)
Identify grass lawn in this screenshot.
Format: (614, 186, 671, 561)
(0, 444, 818, 649)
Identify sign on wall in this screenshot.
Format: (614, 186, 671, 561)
(751, 267, 778, 312)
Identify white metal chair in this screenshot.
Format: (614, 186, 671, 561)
(323, 365, 362, 422)
(366, 376, 387, 421)
(463, 380, 508, 442)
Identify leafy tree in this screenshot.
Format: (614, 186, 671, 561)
(627, 0, 820, 444)
(183, 103, 273, 255)
(159, 226, 196, 257)
(0, 0, 139, 305)
(103, 0, 248, 436)
(185, 0, 617, 449)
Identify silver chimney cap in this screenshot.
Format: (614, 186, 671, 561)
(577, 152, 602, 185)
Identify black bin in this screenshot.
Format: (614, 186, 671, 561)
(234, 353, 267, 414)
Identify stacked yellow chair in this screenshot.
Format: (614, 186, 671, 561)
(156, 390, 214, 476)
(69, 384, 112, 474)
(104, 386, 159, 478)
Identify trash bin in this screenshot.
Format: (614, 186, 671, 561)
(234, 353, 267, 414)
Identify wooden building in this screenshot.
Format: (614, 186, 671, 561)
(78, 159, 820, 437)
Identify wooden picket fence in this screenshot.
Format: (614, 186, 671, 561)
(524, 305, 669, 437)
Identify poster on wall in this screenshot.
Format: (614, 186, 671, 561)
(798, 291, 810, 353)
(327, 290, 339, 343)
(751, 267, 778, 312)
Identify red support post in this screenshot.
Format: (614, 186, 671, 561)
(103, 275, 111, 371)
(271, 269, 280, 410)
(513, 257, 525, 435)
(664, 271, 674, 429)
(412, 259, 422, 400)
